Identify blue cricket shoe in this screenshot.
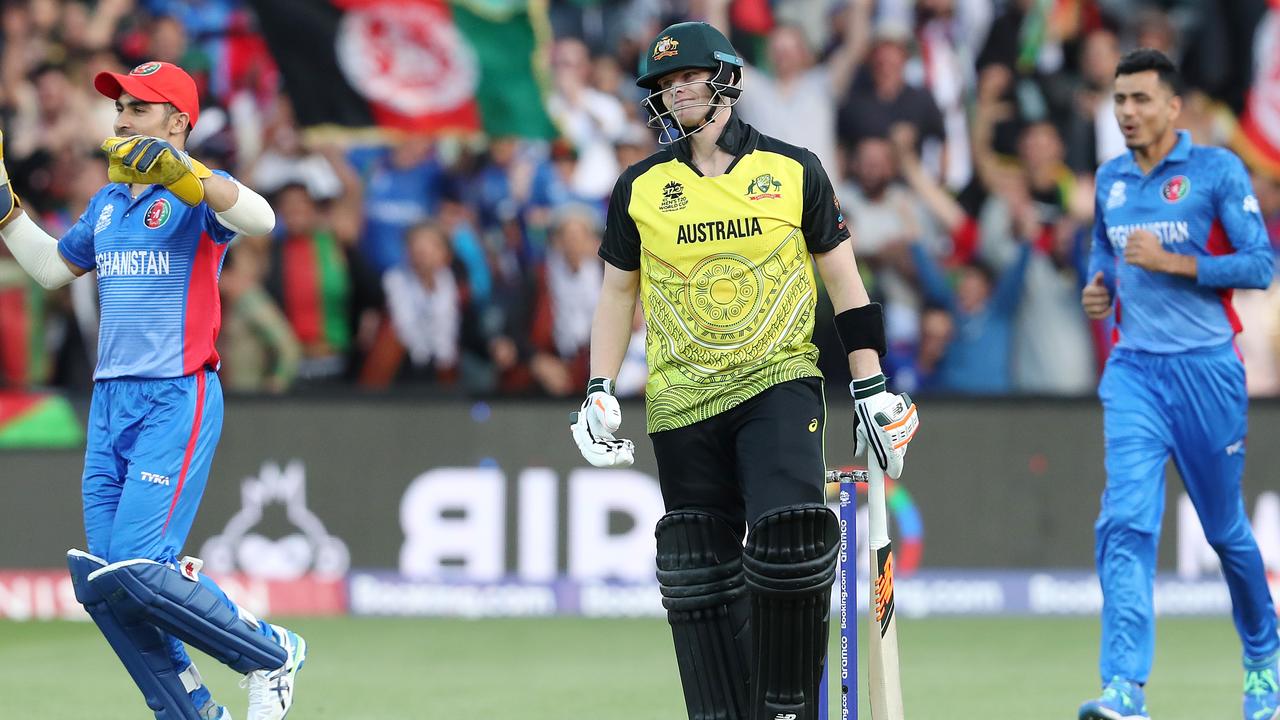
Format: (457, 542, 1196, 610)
(1079, 676, 1149, 719)
(1244, 653, 1280, 720)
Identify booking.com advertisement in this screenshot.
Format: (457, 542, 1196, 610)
(1, 399, 1277, 621)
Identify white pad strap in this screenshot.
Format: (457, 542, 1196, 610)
(215, 181, 275, 237)
(178, 663, 204, 693)
(0, 213, 77, 289)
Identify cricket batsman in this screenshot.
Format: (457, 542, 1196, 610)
(1078, 48, 1279, 720)
(569, 22, 919, 720)
(0, 61, 306, 719)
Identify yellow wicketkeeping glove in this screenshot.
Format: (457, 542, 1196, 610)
(101, 135, 213, 207)
(0, 130, 22, 224)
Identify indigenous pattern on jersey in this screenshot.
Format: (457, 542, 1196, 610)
(1089, 131, 1273, 353)
(601, 116, 848, 432)
(57, 171, 239, 380)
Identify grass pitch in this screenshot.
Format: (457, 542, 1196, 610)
(0, 615, 1245, 719)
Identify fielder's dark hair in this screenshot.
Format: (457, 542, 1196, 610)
(1114, 48, 1182, 95)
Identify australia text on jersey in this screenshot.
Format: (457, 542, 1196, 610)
(1105, 220, 1191, 250)
(95, 249, 172, 277)
(675, 217, 764, 244)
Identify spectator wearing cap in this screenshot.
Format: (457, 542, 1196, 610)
(836, 18, 946, 179)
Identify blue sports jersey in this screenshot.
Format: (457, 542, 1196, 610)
(1089, 131, 1274, 353)
(57, 171, 238, 380)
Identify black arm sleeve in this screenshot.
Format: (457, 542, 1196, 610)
(599, 173, 642, 271)
(801, 150, 851, 254)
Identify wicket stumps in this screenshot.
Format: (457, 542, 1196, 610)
(818, 469, 865, 720)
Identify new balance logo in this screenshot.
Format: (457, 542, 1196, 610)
(774, 714, 798, 720)
(140, 471, 171, 486)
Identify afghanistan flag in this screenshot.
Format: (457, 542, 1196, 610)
(0, 267, 47, 388)
(246, 0, 558, 139)
(0, 392, 83, 449)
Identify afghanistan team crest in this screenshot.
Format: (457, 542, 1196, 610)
(746, 174, 782, 200)
(144, 199, 172, 229)
(652, 36, 679, 61)
(1161, 175, 1190, 203)
(130, 62, 162, 76)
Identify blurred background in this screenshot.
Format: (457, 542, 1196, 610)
(0, 0, 1277, 402)
(0, 0, 1277, 717)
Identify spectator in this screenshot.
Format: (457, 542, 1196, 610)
(264, 158, 381, 383)
(247, 95, 343, 201)
(1063, 26, 1126, 173)
(349, 138, 445, 274)
(837, 20, 946, 179)
(7, 62, 99, 166)
(218, 239, 302, 394)
(382, 221, 485, 387)
(528, 203, 603, 396)
(889, 303, 953, 396)
(838, 134, 934, 348)
(912, 0, 992, 190)
(707, 0, 868, 182)
(546, 37, 627, 201)
(908, 222, 1034, 395)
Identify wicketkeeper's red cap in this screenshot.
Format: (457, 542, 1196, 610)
(94, 61, 200, 128)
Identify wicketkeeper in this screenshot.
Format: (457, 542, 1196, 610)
(0, 60, 305, 720)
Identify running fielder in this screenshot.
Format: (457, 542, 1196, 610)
(1078, 49, 1279, 720)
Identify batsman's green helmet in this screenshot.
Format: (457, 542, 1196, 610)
(636, 22, 744, 91)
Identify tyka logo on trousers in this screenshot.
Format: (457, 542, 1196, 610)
(140, 471, 171, 486)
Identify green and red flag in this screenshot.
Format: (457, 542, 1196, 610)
(0, 392, 83, 449)
(246, 0, 557, 139)
(1232, 1, 1280, 178)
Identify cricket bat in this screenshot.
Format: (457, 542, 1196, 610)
(866, 460, 905, 719)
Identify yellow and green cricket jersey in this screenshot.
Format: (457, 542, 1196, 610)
(600, 116, 850, 433)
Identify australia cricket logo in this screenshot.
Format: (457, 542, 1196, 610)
(746, 174, 782, 200)
(652, 36, 679, 61)
(1161, 175, 1190, 203)
(659, 180, 689, 212)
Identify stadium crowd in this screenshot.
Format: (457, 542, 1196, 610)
(0, 0, 1277, 398)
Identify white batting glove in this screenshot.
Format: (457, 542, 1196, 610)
(570, 377, 635, 468)
(852, 373, 919, 479)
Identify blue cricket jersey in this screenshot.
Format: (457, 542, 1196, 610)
(1089, 131, 1273, 354)
(57, 171, 238, 380)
